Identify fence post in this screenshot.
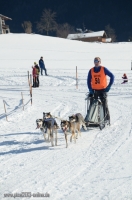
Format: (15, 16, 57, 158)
(30, 74, 32, 86)
(21, 92, 24, 110)
(30, 84, 32, 105)
(29, 74, 32, 105)
(76, 66, 78, 89)
(27, 71, 30, 86)
(3, 100, 8, 121)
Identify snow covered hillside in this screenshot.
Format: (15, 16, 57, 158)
(0, 33, 132, 200)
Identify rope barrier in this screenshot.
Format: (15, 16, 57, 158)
(0, 97, 32, 120)
(51, 115, 66, 121)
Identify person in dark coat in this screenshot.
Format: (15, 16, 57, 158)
(121, 73, 128, 84)
(39, 56, 48, 76)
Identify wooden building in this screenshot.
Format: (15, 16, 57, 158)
(0, 14, 12, 34)
(67, 31, 112, 43)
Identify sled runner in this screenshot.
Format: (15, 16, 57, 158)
(85, 91, 110, 130)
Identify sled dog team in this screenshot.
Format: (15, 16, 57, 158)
(36, 112, 87, 148)
(35, 57, 129, 148)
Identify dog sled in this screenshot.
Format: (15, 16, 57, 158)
(85, 91, 110, 130)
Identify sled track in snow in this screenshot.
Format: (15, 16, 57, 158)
(1, 68, 132, 199)
(34, 92, 132, 200)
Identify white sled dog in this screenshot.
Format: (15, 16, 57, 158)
(36, 119, 48, 141)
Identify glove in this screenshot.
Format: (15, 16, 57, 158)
(104, 85, 111, 92)
(89, 89, 94, 94)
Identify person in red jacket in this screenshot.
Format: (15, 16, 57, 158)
(32, 65, 37, 87)
(34, 62, 40, 87)
(121, 73, 128, 84)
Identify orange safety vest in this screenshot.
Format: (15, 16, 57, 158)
(91, 66, 107, 89)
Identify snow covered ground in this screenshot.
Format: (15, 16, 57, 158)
(0, 33, 132, 200)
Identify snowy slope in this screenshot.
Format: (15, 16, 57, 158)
(0, 33, 132, 200)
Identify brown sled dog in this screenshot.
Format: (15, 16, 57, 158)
(68, 113, 87, 138)
(60, 120, 80, 148)
(60, 113, 87, 148)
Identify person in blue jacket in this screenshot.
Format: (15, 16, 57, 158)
(39, 56, 48, 76)
(87, 57, 114, 123)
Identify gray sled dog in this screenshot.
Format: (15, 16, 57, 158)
(36, 112, 59, 147)
(43, 112, 59, 146)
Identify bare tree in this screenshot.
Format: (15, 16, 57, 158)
(36, 9, 57, 35)
(128, 36, 132, 41)
(105, 24, 117, 42)
(56, 23, 75, 38)
(22, 21, 32, 34)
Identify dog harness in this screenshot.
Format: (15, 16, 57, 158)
(44, 118, 55, 127)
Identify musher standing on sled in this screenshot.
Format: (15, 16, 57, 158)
(87, 57, 114, 124)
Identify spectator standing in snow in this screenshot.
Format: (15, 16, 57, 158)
(32, 65, 37, 87)
(39, 56, 48, 76)
(121, 73, 128, 84)
(87, 57, 114, 123)
(34, 62, 40, 87)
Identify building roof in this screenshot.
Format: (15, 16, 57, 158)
(67, 31, 107, 40)
(105, 38, 112, 42)
(0, 14, 12, 20)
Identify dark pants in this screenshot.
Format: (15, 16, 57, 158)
(121, 80, 128, 84)
(89, 90, 110, 121)
(41, 68, 47, 75)
(32, 77, 37, 87)
(36, 76, 39, 87)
